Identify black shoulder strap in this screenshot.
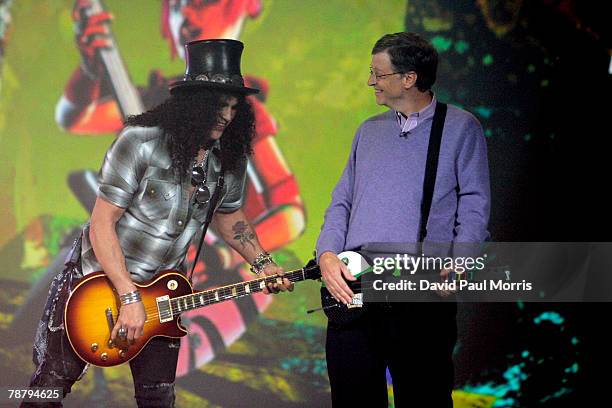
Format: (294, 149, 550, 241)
(64, 233, 82, 268)
(188, 168, 225, 283)
(419, 102, 447, 245)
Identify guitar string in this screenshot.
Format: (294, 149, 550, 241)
(75, 271, 444, 336)
(96, 272, 310, 323)
(87, 265, 504, 324)
(141, 273, 306, 319)
(76, 273, 307, 334)
(138, 270, 304, 313)
(92, 265, 506, 323)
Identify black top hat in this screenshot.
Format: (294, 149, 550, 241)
(169, 39, 259, 95)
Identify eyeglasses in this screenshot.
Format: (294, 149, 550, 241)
(369, 69, 402, 81)
(191, 166, 211, 205)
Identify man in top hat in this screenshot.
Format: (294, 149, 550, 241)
(22, 39, 292, 408)
(6, 0, 303, 377)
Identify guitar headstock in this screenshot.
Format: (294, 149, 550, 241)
(302, 258, 321, 280)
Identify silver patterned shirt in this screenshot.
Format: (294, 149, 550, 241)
(80, 126, 247, 282)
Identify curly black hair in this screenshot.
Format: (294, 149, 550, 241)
(125, 88, 255, 175)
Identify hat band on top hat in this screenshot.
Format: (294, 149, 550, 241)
(187, 73, 245, 87)
(170, 39, 259, 94)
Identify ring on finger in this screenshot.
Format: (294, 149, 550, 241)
(118, 327, 127, 338)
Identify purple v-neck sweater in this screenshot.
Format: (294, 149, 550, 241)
(316, 104, 490, 258)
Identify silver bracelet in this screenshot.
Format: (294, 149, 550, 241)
(119, 290, 142, 306)
(250, 252, 275, 275)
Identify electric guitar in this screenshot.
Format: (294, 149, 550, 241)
(316, 251, 371, 325)
(318, 251, 511, 325)
(87, 0, 145, 117)
(66, 0, 147, 213)
(64, 261, 320, 367)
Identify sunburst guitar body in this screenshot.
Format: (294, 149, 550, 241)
(65, 261, 320, 367)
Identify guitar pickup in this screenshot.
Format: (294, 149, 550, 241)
(156, 295, 173, 323)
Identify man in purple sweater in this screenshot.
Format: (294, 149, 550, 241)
(316, 32, 490, 407)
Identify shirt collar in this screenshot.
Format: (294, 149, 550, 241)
(395, 92, 437, 131)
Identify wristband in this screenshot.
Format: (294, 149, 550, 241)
(250, 252, 275, 275)
(119, 290, 142, 306)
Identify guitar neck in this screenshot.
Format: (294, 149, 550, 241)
(89, 0, 145, 117)
(170, 267, 316, 314)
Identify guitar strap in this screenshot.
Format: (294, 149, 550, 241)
(187, 167, 225, 283)
(64, 234, 82, 270)
(419, 102, 448, 252)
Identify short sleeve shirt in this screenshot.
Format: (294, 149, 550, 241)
(80, 126, 247, 282)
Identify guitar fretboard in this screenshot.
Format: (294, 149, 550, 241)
(169, 267, 316, 314)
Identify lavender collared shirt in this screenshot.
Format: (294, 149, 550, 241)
(396, 94, 437, 136)
(316, 102, 490, 259)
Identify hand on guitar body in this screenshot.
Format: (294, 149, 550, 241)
(111, 297, 145, 344)
(319, 251, 356, 305)
(89, 198, 144, 345)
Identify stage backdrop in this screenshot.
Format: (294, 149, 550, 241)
(1, 0, 600, 407)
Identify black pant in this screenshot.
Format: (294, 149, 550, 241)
(22, 327, 181, 408)
(326, 302, 457, 408)
(21, 263, 181, 407)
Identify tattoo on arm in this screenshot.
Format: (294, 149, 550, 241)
(232, 221, 256, 249)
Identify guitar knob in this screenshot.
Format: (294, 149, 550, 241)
(108, 339, 114, 349)
(91, 343, 98, 352)
(100, 353, 108, 362)
(119, 349, 126, 359)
